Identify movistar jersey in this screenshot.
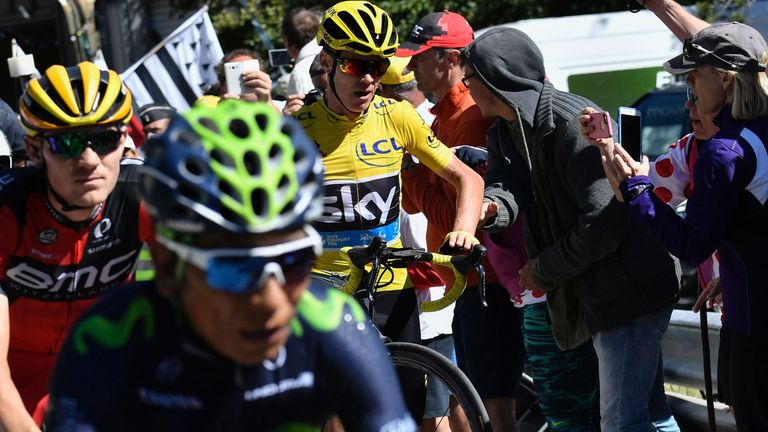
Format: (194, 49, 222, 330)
(46, 282, 416, 432)
(295, 96, 453, 291)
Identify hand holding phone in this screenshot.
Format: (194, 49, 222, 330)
(224, 59, 260, 96)
(618, 107, 642, 161)
(587, 112, 613, 139)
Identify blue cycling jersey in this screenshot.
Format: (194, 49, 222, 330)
(45, 281, 416, 431)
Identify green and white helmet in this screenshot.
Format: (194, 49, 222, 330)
(139, 100, 324, 234)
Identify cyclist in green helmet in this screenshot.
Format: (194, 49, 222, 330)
(44, 100, 417, 431)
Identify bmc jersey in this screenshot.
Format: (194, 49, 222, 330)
(0, 165, 153, 354)
(46, 282, 416, 432)
(295, 96, 453, 291)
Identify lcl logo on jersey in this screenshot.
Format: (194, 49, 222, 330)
(38, 228, 58, 245)
(355, 137, 402, 167)
(93, 218, 112, 239)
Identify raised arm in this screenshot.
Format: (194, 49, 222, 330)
(641, 0, 710, 41)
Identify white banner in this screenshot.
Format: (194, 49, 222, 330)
(121, 6, 223, 111)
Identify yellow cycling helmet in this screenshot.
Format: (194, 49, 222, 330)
(19, 61, 133, 136)
(381, 55, 415, 85)
(317, 1, 399, 58)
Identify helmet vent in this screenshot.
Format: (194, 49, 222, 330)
(220, 206, 241, 224)
(359, 13, 376, 39)
(362, 2, 377, 15)
(229, 119, 249, 138)
(179, 183, 203, 202)
(177, 130, 199, 147)
(251, 188, 268, 216)
(198, 117, 219, 134)
(281, 199, 295, 215)
(280, 124, 292, 137)
(269, 144, 282, 159)
(183, 159, 206, 178)
(211, 149, 236, 168)
(255, 114, 269, 131)
(278, 175, 290, 189)
(322, 20, 348, 41)
(171, 203, 190, 218)
(344, 42, 372, 54)
(218, 179, 241, 203)
(243, 151, 261, 176)
(293, 148, 304, 163)
(338, 11, 367, 42)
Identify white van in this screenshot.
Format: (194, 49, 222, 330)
(477, 10, 683, 116)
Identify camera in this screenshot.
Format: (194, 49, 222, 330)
(303, 89, 324, 106)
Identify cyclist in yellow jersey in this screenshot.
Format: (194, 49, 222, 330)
(296, 1, 483, 290)
(293, 2, 483, 424)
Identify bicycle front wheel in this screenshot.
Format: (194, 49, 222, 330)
(387, 342, 492, 432)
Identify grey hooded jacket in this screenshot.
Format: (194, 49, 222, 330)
(469, 28, 679, 349)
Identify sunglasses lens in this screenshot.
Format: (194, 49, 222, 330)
(206, 247, 316, 293)
(47, 131, 121, 159)
(339, 58, 389, 78)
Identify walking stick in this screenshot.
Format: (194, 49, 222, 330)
(697, 271, 716, 432)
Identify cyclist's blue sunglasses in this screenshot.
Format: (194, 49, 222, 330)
(157, 228, 322, 293)
(41, 129, 123, 159)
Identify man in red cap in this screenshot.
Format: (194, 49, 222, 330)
(397, 11, 525, 432)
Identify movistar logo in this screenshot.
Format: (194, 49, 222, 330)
(73, 296, 155, 354)
(291, 289, 366, 336)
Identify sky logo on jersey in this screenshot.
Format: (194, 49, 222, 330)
(355, 137, 402, 167)
(318, 173, 400, 232)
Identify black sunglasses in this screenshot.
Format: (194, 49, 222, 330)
(683, 40, 740, 71)
(336, 57, 390, 79)
(41, 129, 123, 159)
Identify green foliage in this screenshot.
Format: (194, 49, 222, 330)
(169, 0, 751, 57)
(693, 0, 754, 22)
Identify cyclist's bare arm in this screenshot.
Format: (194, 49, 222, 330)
(434, 155, 484, 250)
(640, 0, 709, 41)
(0, 294, 40, 432)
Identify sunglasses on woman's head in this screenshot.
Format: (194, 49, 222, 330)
(41, 129, 123, 159)
(336, 57, 390, 79)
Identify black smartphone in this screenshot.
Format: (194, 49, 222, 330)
(268, 48, 293, 67)
(618, 106, 642, 160)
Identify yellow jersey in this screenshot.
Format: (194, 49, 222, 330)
(295, 95, 453, 291)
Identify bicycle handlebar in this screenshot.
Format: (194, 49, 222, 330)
(339, 237, 487, 312)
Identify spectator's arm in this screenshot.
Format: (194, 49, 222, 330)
(641, 0, 710, 41)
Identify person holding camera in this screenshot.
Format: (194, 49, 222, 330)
(469, 27, 681, 431)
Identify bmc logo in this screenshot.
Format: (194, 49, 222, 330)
(355, 137, 402, 167)
(6, 250, 137, 293)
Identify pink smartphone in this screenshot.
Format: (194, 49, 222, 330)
(588, 112, 613, 139)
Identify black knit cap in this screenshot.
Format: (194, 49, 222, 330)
(138, 103, 177, 126)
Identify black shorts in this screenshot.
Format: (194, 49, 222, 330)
(452, 283, 525, 399)
(369, 288, 426, 421)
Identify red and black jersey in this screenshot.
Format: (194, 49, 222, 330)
(0, 165, 153, 354)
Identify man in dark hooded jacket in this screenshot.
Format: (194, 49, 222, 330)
(467, 27, 681, 431)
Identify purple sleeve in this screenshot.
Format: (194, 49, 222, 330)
(621, 138, 750, 265)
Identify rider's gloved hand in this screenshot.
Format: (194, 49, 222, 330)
(452, 145, 487, 169)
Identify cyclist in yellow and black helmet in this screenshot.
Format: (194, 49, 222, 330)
(292, 1, 485, 424)
(0, 62, 153, 430)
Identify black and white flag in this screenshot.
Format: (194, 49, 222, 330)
(121, 6, 223, 111)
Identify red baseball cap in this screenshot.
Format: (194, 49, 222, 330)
(395, 11, 474, 57)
